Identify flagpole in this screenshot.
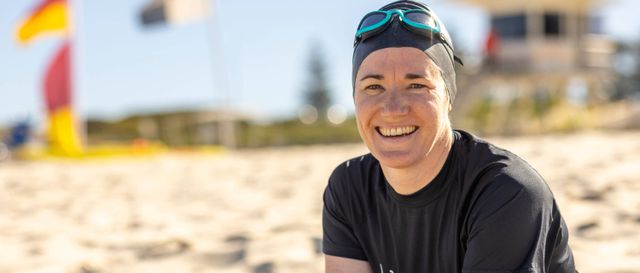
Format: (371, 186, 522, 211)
(204, 0, 235, 149)
(68, 0, 86, 150)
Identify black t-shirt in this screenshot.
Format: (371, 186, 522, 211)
(322, 130, 576, 273)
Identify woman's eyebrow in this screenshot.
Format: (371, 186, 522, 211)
(359, 74, 383, 81)
(405, 73, 428, 80)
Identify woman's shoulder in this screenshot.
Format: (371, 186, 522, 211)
(455, 129, 540, 177)
(453, 130, 554, 207)
(327, 153, 381, 194)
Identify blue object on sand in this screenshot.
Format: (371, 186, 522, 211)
(5, 120, 30, 149)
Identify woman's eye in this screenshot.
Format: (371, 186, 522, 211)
(409, 83, 427, 89)
(365, 84, 383, 90)
(363, 84, 384, 94)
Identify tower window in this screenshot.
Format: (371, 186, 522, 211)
(491, 13, 527, 40)
(544, 12, 562, 37)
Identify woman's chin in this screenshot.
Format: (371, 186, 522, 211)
(372, 150, 421, 169)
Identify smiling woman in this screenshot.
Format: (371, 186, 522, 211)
(322, 1, 577, 273)
(354, 47, 453, 192)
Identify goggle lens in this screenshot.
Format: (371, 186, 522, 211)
(403, 10, 437, 28)
(358, 12, 387, 30)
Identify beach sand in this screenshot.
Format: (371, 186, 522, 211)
(1, 131, 639, 273)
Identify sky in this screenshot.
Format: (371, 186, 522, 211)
(1, 0, 640, 127)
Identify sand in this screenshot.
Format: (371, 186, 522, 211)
(0, 131, 639, 273)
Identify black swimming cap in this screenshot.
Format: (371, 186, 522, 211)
(352, 0, 460, 104)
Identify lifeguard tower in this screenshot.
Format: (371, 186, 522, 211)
(454, 0, 616, 133)
(460, 0, 614, 88)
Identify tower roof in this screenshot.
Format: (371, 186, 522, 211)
(456, 0, 609, 11)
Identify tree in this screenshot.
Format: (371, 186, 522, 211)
(302, 42, 332, 121)
(613, 41, 640, 100)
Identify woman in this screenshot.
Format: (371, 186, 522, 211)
(322, 1, 577, 272)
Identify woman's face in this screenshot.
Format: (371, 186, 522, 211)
(354, 47, 451, 169)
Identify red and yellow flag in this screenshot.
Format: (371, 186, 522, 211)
(44, 41, 82, 155)
(16, 0, 69, 44)
(16, 0, 83, 155)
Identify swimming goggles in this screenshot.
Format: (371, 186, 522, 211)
(355, 8, 450, 50)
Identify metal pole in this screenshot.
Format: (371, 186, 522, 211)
(204, 0, 235, 149)
(69, 0, 86, 152)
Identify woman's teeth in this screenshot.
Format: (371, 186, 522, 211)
(378, 126, 417, 137)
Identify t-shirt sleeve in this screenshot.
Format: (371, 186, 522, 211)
(462, 170, 575, 273)
(322, 165, 367, 261)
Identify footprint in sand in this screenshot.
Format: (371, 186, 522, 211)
(136, 239, 190, 260)
(225, 234, 249, 245)
(253, 262, 274, 273)
(195, 248, 246, 267)
(576, 222, 598, 236)
(193, 234, 249, 267)
(312, 237, 322, 255)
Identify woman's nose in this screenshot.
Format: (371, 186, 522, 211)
(381, 89, 408, 118)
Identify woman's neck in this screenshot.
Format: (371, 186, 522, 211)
(382, 128, 454, 195)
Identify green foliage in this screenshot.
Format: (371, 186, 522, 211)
(236, 117, 361, 148)
(466, 95, 493, 135)
(86, 119, 140, 144)
(461, 89, 604, 136)
(86, 114, 362, 149)
(303, 43, 332, 118)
